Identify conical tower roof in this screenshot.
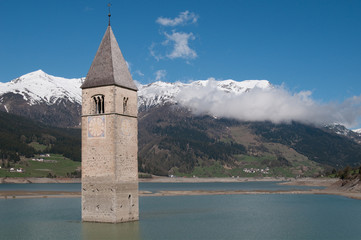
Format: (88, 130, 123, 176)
(81, 26, 137, 91)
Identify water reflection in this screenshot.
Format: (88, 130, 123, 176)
(82, 221, 140, 240)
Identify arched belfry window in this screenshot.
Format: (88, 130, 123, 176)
(92, 95, 105, 114)
(123, 97, 129, 114)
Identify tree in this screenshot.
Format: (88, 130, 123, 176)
(9, 153, 20, 163)
(20, 135, 27, 143)
(340, 166, 351, 180)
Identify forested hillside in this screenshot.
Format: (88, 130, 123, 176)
(138, 105, 361, 177)
(251, 122, 361, 168)
(0, 111, 80, 163)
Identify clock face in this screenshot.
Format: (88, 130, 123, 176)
(88, 116, 105, 138)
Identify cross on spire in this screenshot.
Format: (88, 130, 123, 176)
(108, 3, 111, 26)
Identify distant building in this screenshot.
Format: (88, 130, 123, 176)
(32, 158, 44, 162)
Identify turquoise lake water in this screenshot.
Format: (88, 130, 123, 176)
(0, 182, 361, 240)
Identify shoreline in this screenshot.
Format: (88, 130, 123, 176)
(1, 189, 360, 201)
(139, 176, 292, 183)
(0, 176, 337, 184)
(0, 177, 360, 200)
(141, 189, 361, 200)
(0, 176, 291, 184)
(0, 177, 81, 184)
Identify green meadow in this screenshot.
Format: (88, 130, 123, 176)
(0, 154, 80, 178)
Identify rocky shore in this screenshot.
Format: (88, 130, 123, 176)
(0, 177, 81, 184)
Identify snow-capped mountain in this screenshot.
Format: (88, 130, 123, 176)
(325, 123, 351, 136)
(324, 123, 361, 144)
(0, 70, 83, 127)
(0, 70, 83, 106)
(0, 70, 271, 112)
(137, 79, 270, 110)
(0, 70, 272, 127)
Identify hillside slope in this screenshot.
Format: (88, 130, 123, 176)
(0, 111, 80, 162)
(138, 105, 361, 177)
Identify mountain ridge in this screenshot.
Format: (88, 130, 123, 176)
(0, 70, 83, 105)
(1, 70, 360, 135)
(0, 69, 270, 110)
(0, 70, 272, 128)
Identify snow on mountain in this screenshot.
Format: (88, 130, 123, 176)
(137, 81, 184, 109)
(352, 128, 361, 134)
(325, 123, 351, 136)
(0, 70, 83, 105)
(0, 70, 271, 109)
(326, 124, 361, 137)
(324, 124, 361, 144)
(137, 78, 271, 109)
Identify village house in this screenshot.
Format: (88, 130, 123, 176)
(9, 168, 24, 173)
(243, 167, 270, 174)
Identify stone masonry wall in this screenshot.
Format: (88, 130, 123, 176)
(82, 85, 138, 223)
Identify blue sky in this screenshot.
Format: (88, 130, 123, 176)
(1, 0, 361, 104)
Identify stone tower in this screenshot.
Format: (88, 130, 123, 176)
(81, 24, 139, 223)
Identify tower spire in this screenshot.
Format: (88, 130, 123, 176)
(81, 17, 137, 91)
(108, 3, 111, 26)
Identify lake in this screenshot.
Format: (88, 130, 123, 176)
(0, 182, 361, 240)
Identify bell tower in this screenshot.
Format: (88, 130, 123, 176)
(81, 23, 138, 223)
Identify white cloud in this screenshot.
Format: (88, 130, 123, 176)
(126, 61, 131, 71)
(134, 80, 142, 88)
(176, 79, 361, 128)
(151, 11, 199, 61)
(135, 70, 144, 77)
(149, 31, 197, 60)
(149, 42, 163, 61)
(156, 11, 198, 27)
(164, 31, 197, 59)
(155, 70, 167, 81)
